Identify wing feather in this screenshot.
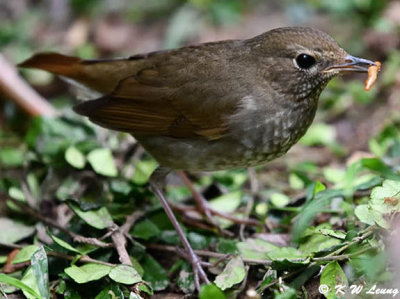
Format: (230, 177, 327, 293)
(74, 64, 237, 139)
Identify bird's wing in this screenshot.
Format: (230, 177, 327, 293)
(74, 62, 238, 140)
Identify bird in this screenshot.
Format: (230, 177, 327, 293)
(19, 26, 376, 291)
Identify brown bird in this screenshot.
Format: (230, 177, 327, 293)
(19, 26, 376, 290)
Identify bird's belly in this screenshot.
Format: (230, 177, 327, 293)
(137, 122, 308, 171)
(138, 102, 317, 171)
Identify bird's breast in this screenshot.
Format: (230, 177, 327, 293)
(138, 96, 318, 171)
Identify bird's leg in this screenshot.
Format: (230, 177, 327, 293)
(178, 171, 259, 226)
(149, 167, 210, 290)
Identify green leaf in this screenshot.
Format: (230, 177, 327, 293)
(272, 258, 310, 271)
(142, 255, 169, 291)
(361, 158, 400, 180)
(299, 233, 341, 254)
(289, 173, 305, 190)
(95, 283, 124, 299)
(209, 191, 242, 213)
(0, 273, 41, 298)
(188, 232, 209, 250)
(318, 228, 346, 240)
(274, 288, 297, 299)
(216, 238, 238, 254)
(31, 247, 49, 299)
(65, 263, 112, 284)
(109, 264, 142, 285)
(257, 270, 277, 293)
(212, 170, 248, 188)
(0, 256, 7, 264)
(8, 187, 26, 201)
(313, 181, 326, 195)
(50, 233, 81, 254)
(130, 257, 145, 277)
(355, 205, 375, 225)
(27, 173, 41, 200)
(65, 146, 86, 169)
(13, 245, 40, 264)
(214, 256, 246, 290)
(0, 217, 35, 244)
(320, 261, 348, 299)
(267, 247, 308, 260)
(132, 159, 157, 185)
(0, 147, 25, 167)
(129, 292, 142, 299)
(110, 179, 132, 195)
(199, 283, 226, 299)
(270, 193, 290, 208)
(323, 167, 346, 184)
(371, 180, 400, 204)
(69, 203, 113, 229)
(292, 189, 343, 242)
(87, 148, 117, 177)
(300, 123, 336, 146)
(138, 282, 153, 295)
(131, 219, 161, 240)
(355, 180, 400, 228)
(20, 267, 41, 299)
(237, 238, 278, 260)
(56, 177, 81, 201)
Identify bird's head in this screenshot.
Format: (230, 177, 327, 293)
(250, 27, 376, 102)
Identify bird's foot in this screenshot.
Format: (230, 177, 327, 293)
(150, 168, 210, 292)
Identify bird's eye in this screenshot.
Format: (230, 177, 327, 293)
(295, 54, 316, 69)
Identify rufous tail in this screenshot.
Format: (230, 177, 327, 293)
(18, 52, 83, 77)
(19, 53, 138, 94)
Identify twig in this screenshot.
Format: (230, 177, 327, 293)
(121, 210, 145, 234)
(323, 226, 376, 258)
(0, 242, 23, 249)
(72, 236, 113, 248)
(312, 245, 379, 262)
(5, 195, 75, 237)
(0, 54, 57, 117)
(0, 242, 114, 267)
(147, 244, 272, 266)
(109, 224, 132, 266)
(108, 210, 146, 266)
(47, 251, 115, 267)
(4, 195, 111, 248)
(257, 226, 377, 293)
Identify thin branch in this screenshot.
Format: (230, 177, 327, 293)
(312, 245, 379, 262)
(3, 195, 111, 248)
(47, 251, 115, 267)
(108, 210, 146, 266)
(147, 243, 272, 265)
(0, 54, 58, 117)
(257, 226, 377, 293)
(0, 242, 115, 267)
(109, 224, 132, 266)
(121, 210, 145, 235)
(322, 226, 376, 258)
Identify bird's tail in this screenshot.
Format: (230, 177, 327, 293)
(18, 52, 138, 95)
(18, 52, 83, 77)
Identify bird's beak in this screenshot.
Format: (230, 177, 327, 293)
(323, 55, 376, 73)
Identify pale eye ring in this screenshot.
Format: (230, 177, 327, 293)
(295, 53, 316, 69)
